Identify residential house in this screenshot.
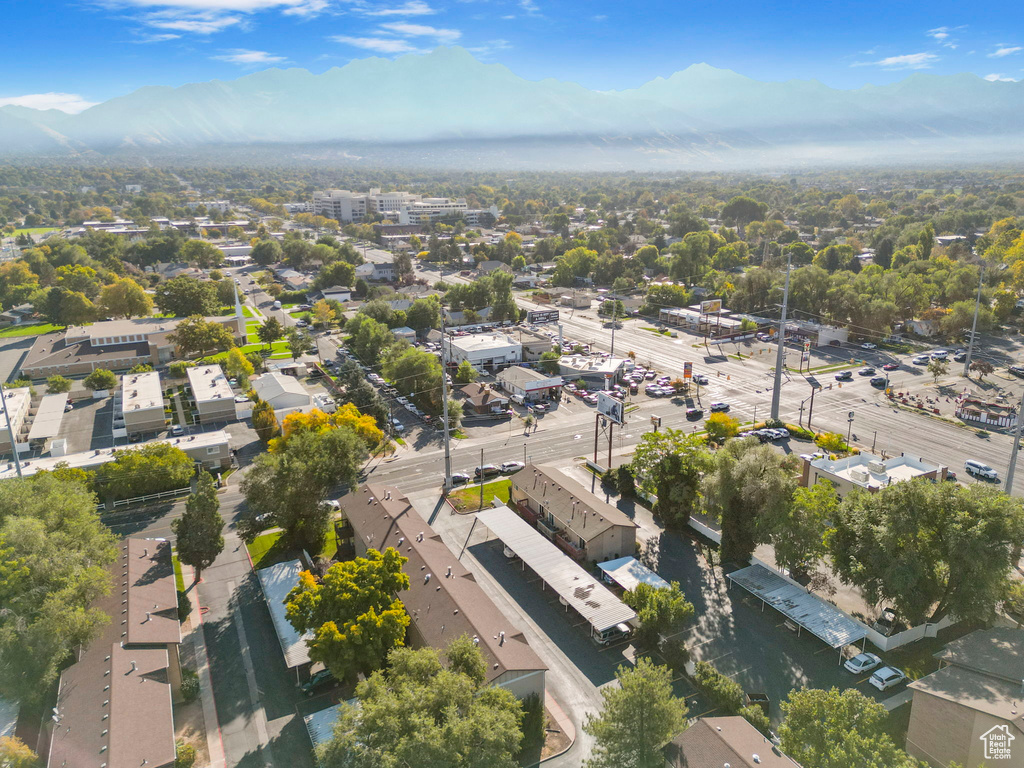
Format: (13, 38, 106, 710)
(0, 303, 34, 328)
(477, 260, 512, 275)
(459, 383, 510, 414)
(186, 365, 236, 424)
(392, 326, 417, 344)
(509, 464, 637, 562)
(251, 372, 313, 413)
(355, 261, 396, 282)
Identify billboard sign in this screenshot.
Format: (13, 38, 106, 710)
(597, 392, 624, 425)
(683, 361, 692, 379)
(700, 299, 723, 315)
(527, 309, 560, 324)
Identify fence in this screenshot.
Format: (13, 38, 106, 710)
(105, 486, 192, 511)
(864, 614, 956, 652)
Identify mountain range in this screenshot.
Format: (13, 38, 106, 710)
(4, 46, 1024, 168)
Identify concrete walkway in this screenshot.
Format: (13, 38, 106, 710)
(183, 564, 227, 768)
(881, 688, 914, 711)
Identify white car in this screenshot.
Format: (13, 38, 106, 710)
(844, 652, 882, 674)
(965, 459, 998, 480)
(869, 666, 906, 691)
(500, 461, 525, 474)
(861, 342, 877, 350)
(912, 355, 931, 365)
(693, 374, 710, 385)
(931, 349, 949, 360)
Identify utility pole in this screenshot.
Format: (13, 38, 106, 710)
(963, 263, 985, 377)
(0, 385, 23, 478)
(770, 253, 792, 421)
(609, 300, 618, 357)
(440, 311, 453, 491)
(1005, 390, 1024, 492)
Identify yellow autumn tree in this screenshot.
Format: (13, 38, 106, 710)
(269, 405, 383, 452)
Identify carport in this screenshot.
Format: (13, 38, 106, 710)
(255, 559, 312, 681)
(27, 393, 68, 449)
(598, 556, 671, 592)
(727, 564, 867, 661)
(475, 505, 636, 642)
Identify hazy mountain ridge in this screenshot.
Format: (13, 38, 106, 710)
(2, 47, 1023, 167)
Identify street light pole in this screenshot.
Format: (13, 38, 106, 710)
(846, 411, 855, 448)
(963, 263, 985, 377)
(770, 254, 792, 421)
(0, 385, 23, 478)
(440, 312, 453, 491)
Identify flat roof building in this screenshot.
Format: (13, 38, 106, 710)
(558, 355, 627, 386)
(444, 333, 522, 373)
(801, 452, 947, 497)
(496, 366, 562, 402)
(121, 370, 165, 436)
(187, 365, 235, 424)
(0, 387, 31, 456)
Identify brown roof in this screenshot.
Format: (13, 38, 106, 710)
(341, 484, 546, 684)
(511, 464, 637, 542)
(48, 539, 179, 768)
(22, 332, 154, 372)
(935, 628, 1024, 685)
(666, 717, 801, 768)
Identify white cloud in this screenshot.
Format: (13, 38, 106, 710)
(467, 38, 511, 57)
(927, 25, 965, 48)
(361, 1, 436, 16)
(108, 0, 328, 11)
(378, 21, 460, 42)
(142, 10, 244, 34)
(592, 14, 606, 21)
(0, 92, 99, 114)
(989, 46, 1023, 58)
(132, 32, 182, 42)
(853, 52, 939, 70)
(984, 73, 1018, 81)
(331, 35, 418, 53)
(213, 48, 287, 64)
(519, 0, 539, 14)
(105, 0, 332, 39)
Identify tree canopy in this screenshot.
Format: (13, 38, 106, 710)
(171, 472, 225, 583)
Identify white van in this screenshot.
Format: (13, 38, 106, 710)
(273, 300, 282, 310)
(510, 394, 526, 405)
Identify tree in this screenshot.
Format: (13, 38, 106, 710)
(250, 239, 283, 267)
(382, 347, 444, 413)
(405, 295, 441, 332)
(970, 359, 995, 380)
(168, 360, 194, 379)
(0, 474, 118, 703)
(180, 240, 223, 269)
(623, 582, 695, 649)
(0, 736, 40, 768)
(251, 398, 279, 443)
(93, 443, 194, 500)
(348, 315, 394, 365)
(128, 363, 154, 374)
(155, 276, 218, 317)
(287, 327, 315, 360)
(312, 299, 335, 329)
(34, 287, 94, 326)
(584, 658, 688, 768)
(257, 316, 284, 348)
(454, 360, 478, 384)
(46, 375, 72, 394)
(704, 412, 739, 443)
(240, 426, 367, 552)
(766, 480, 837, 576)
(100, 277, 154, 319)
(721, 196, 766, 227)
(779, 688, 923, 768)
(703, 439, 795, 565)
(539, 350, 561, 375)
(926, 357, 948, 385)
(223, 347, 254, 389)
(286, 548, 411, 677)
(169, 315, 235, 358)
(83, 368, 116, 392)
(631, 429, 711, 527)
(830, 480, 1024, 624)
(171, 472, 225, 583)
(317, 642, 524, 768)
(313, 260, 356, 290)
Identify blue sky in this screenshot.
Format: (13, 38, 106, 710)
(2, 0, 1023, 112)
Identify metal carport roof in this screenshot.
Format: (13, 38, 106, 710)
(727, 564, 866, 649)
(27, 393, 67, 442)
(256, 559, 312, 668)
(598, 556, 671, 593)
(475, 505, 636, 633)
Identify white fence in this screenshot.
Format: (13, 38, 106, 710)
(106, 486, 192, 510)
(864, 614, 956, 652)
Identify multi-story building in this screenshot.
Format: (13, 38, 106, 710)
(313, 188, 478, 225)
(312, 189, 370, 222)
(509, 464, 637, 562)
(186, 365, 236, 424)
(185, 200, 231, 213)
(496, 366, 562, 403)
(801, 453, 947, 497)
(0, 387, 31, 455)
(121, 370, 166, 436)
(666, 716, 801, 767)
(444, 333, 522, 373)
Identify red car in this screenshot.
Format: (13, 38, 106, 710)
(882, 362, 900, 371)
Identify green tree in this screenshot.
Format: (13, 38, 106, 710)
(155, 276, 218, 317)
(286, 547, 411, 677)
(239, 426, 367, 552)
(128, 363, 154, 373)
(970, 359, 995, 380)
(830, 480, 1024, 624)
(180, 240, 224, 269)
(93, 443, 194, 500)
(171, 472, 225, 583)
(223, 347, 254, 389)
(584, 658, 688, 768)
(250, 239, 283, 267)
(779, 688, 924, 768)
(405, 295, 442, 331)
(538, 350, 561, 375)
(169, 315, 235, 358)
(34, 287, 95, 326)
(83, 368, 116, 392)
(168, 360, 195, 379)
(454, 360, 478, 385)
(623, 582, 695, 649)
(348, 315, 394, 365)
(313, 260, 356, 290)
(631, 429, 711, 527)
(99, 277, 154, 319)
(251, 398, 279, 443)
(382, 346, 444, 413)
(46, 375, 72, 394)
(721, 196, 767, 226)
(704, 412, 739, 443)
(766, 480, 837, 576)
(703, 439, 795, 565)
(286, 327, 315, 360)
(0, 474, 118, 703)
(926, 357, 948, 385)
(257, 316, 284, 348)
(317, 642, 524, 768)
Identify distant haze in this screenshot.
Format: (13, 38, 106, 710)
(2, 47, 1023, 170)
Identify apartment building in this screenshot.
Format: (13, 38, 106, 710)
(121, 370, 166, 435)
(509, 464, 637, 562)
(0, 387, 31, 455)
(186, 365, 236, 424)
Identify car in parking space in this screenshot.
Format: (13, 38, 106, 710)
(234, 394, 250, 403)
(1009, 366, 1024, 378)
(861, 342, 877, 350)
(475, 464, 501, 480)
(770, 427, 790, 439)
(835, 371, 853, 381)
(170, 424, 184, 436)
(391, 418, 405, 433)
(709, 402, 730, 412)
(858, 367, 876, 376)
(882, 362, 900, 371)
(870, 376, 887, 387)
(931, 349, 949, 360)
(450, 472, 470, 485)
(629, 382, 639, 395)
(583, 393, 599, 405)
(645, 371, 657, 380)
(500, 461, 525, 474)
(912, 354, 931, 365)
(799, 452, 826, 461)
(756, 332, 772, 342)
(844, 652, 882, 675)
(685, 407, 704, 419)
(657, 375, 671, 384)
(869, 666, 907, 691)
(300, 668, 338, 697)
(752, 429, 774, 443)
(965, 459, 998, 480)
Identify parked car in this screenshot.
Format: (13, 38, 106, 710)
(300, 668, 338, 697)
(500, 461, 525, 474)
(844, 652, 882, 674)
(953, 352, 967, 362)
(869, 666, 906, 691)
(799, 452, 826, 461)
(583, 394, 599, 405)
(693, 374, 710, 386)
(965, 459, 998, 480)
(861, 342, 877, 350)
(709, 402, 730, 412)
(645, 371, 657, 380)
(770, 427, 790, 439)
(931, 349, 949, 359)
(882, 362, 900, 371)
(475, 464, 501, 479)
(835, 371, 853, 381)
(234, 394, 250, 403)
(170, 424, 184, 436)
(1009, 366, 1024, 378)
(531, 402, 549, 412)
(450, 472, 470, 485)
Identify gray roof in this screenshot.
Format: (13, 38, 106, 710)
(475, 505, 635, 633)
(27, 393, 68, 441)
(598, 556, 670, 592)
(667, 717, 801, 768)
(497, 366, 557, 386)
(256, 559, 312, 668)
(935, 628, 1024, 684)
(727, 564, 866, 649)
(304, 703, 344, 754)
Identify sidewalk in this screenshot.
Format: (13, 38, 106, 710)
(542, 690, 576, 762)
(183, 564, 227, 768)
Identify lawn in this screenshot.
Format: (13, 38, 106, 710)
(247, 527, 339, 570)
(242, 305, 258, 318)
(205, 340, 291, 363)
(9, 227, 58, 237)
(172, 554, 186, 592)
(449, 478, 511, 513)
(0, 322, 62, 338)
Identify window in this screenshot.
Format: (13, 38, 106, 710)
(206, 446, 220, 455)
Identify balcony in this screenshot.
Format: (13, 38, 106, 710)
(515, 499, 541, 526)
(554, 532, 585, 561)
(537, 518, 558, 541)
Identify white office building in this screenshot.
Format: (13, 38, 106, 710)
(314, 188, 473, 224)
(444, 333, 522, 372)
